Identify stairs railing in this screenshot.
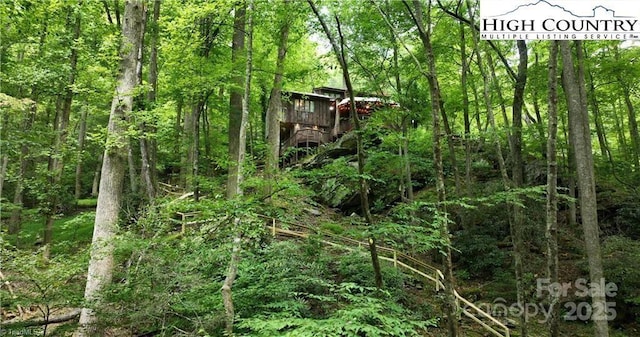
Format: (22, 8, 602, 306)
(261, 216, 510, 337)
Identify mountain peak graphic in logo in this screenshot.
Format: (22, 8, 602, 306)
(490, 0, 632, 18)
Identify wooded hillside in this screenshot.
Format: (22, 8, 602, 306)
(1, 1, 639, 336)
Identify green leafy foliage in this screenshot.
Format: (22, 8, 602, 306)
(602, 236, 640, 324)
(370, 201, 446, 255)
(453, 230, 507, 279)
(236, 245, 436, 337)
(1, 240, 88, 325)
(92, 219, 437, 336)
(238, 283, 435, 337)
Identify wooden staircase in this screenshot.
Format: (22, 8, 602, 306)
(262, 216, 511, 337)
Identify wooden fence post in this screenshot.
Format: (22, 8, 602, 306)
(393, 250, 397, 268)
(272, 218, 276, 237)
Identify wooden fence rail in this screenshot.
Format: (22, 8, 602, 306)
(260, 215, 510, 337)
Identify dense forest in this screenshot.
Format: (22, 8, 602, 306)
(1, 0, 640, 336)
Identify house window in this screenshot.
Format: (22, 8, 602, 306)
(295, 99, 314, 123)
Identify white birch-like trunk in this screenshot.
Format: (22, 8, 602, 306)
(74, 1, 143, 335)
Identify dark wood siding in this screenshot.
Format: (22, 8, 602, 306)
(282, 92, 332, 127)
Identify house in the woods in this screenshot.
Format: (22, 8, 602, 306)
(280, 91, 335, 162)
(279, 87, 395, 163)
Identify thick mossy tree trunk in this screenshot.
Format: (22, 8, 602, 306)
(75, 1, 143, 335)
(560, 40, 610, 337)
(309, 0, 383, 289)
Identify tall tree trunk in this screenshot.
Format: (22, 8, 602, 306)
(127, 142, 138, 193)
(406, 1, 458, 334)
(101, 0, 114, 24)
(75, 106, 89, 200)
(459, 20, 472, 194)
(226, 4, 246, 199)
(75, 1, 143, 334)
(623, 91, 640, 167)
(397, 71, 413, 203)
(9, 107, 36, 235)
(560, 40, 609, 337)
(221, 2, 253, 334)
(175, 96, 184, 186)
(139, 0, 160, 200)
(403, 1, 460, 195)
(44, 4, 82, 259)
(180, 100, 193, 189)
(91, 154, 103, 197)
(148, 0, 160, 187)
(586, 68, 610, 161)
(470, 75, 483, 136)
(467, 12, 520, 337)
(265, 0, 290, 198)
(487, 51, 513, 154)
(0, 112, 9, 200)
(309, 0, 383, 289)
(384, 7, 413, 202)
(401, 119, 414, 201)
(611, 45, 640, 169)
(185, 101, 201, 193)
(114, 0, 122, 29)
(9, 4, 49, 235)
(192, 102, 201, 201)
(532, 51, 547, 157)
(221, 228, 241, 335)
(467, 24, 509, 185)
(0, 154, 8, 201)
(545, 40, 560, 337)
(134, 3, 154, 201)
(510, 39, 528, 337)
(441, 109, 461, 195)
(139, 137, 155, 199)
(561, 113, 578, 227)
(202, 105, 212, 176)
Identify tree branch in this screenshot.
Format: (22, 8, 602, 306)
(435, 0, 517, 81)
(1, 309, 81, 328)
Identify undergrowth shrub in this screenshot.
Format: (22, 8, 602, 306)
(336, 251, 405, 292)
(0, 242, 88, 335)
(238, 282, 436, 337)
(453, 229, 507, 279)
(602, 235, 640, 326)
